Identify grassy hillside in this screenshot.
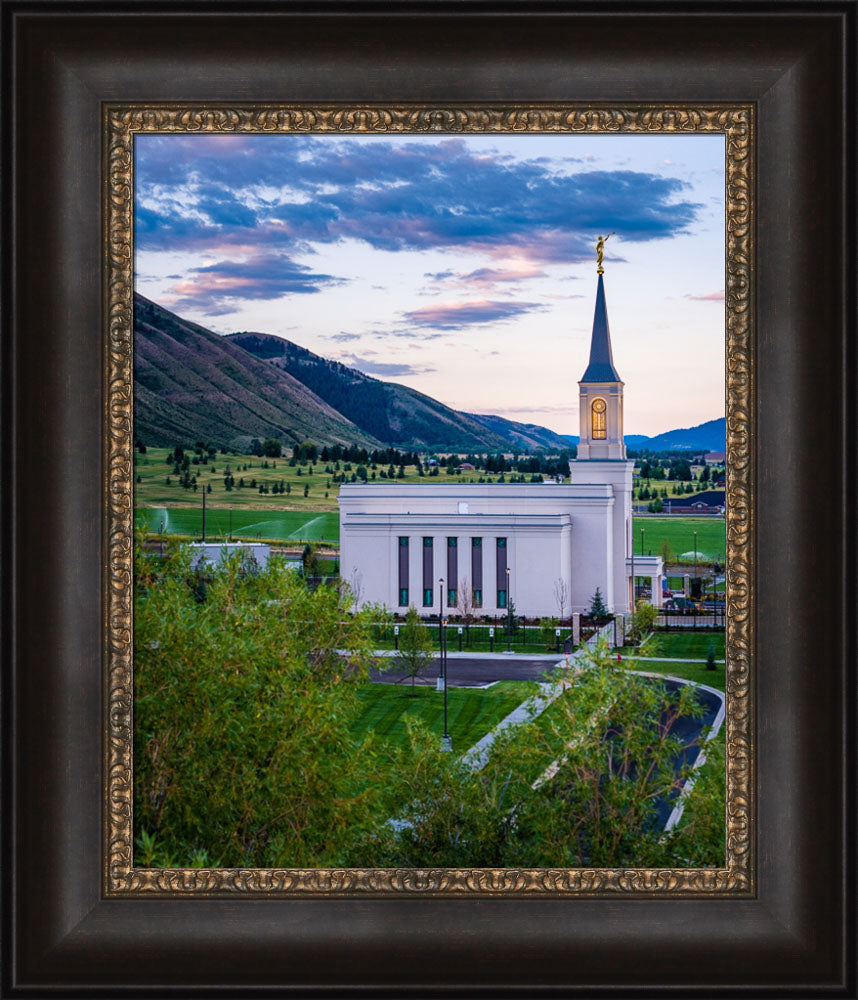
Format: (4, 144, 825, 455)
(134, 296, 379, 450)
(228, 332, 513, 452)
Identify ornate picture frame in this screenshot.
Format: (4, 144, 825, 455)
(106, 102, 753, 897)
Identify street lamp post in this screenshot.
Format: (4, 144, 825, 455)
(438, 578, 444, 683)
(693, 530, 698, 625)
(439, 576, 451, 751)
(630, 532, 635, 609)
(505, 566, 511, 652)
(640, 526, 645, 556)
(441, 616, 451, 751)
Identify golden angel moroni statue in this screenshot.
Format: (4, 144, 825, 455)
(596, 232, 615, 274)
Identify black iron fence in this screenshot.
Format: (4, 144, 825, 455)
(372, 619, 574, 655)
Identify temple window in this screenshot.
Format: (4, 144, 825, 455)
(592, 397, 607, 439)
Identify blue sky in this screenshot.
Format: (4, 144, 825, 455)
(135, 132, 725, 437)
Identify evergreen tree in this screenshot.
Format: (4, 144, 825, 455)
(588, 587, 609, 620)
(706, 642, 717, 671)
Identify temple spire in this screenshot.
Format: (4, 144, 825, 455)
(580, 273, 621, 383)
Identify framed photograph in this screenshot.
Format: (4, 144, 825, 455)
(117, 110, 742, 891)
(4, 2, 854, 994)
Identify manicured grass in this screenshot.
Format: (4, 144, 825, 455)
(370, 623, 572, 656)
(629, 632, 726, 660)
(633, 516, 725, 563)
(626, 658, 725, 691)
(351, 680, 536, 754)
(136, 506, 340, 543)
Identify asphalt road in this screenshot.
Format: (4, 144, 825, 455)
(370, 655, 564, 687)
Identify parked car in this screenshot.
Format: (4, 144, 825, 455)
(663, 596, 703, 613)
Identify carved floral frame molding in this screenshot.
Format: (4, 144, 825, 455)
(104, 103, 754, 896)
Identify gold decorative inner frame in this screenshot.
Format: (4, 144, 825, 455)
(105, 104, 754, 897)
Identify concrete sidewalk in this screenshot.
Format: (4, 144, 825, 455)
(370, 648, 569, 662)
(458, 620, 615, 769)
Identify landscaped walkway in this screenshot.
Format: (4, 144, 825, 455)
(456, 621, 725, 831)
(459, 621, 616, 770)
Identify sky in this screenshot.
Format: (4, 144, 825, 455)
(134, 132, 725, 437)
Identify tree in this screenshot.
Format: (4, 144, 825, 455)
(303, 483, 309, 497)
(706, 642, 717, 671)
(553, 577, 569, 623)
(374, 637, 714, 869)
(301, 542, 321, 578)
(133, 544, 387, 868)
(661, 539, 676, 563)
(456, 577, 474, 640)
(628, 598, 657, 644)
(588, 587, 609, 621)
(396, 606, 434, 695)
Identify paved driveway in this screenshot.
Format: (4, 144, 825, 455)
(370, 654, 565, 687)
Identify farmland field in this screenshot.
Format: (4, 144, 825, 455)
(632, 516, 725, 563)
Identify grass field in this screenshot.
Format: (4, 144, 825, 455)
(135, 448, 725, 554)
(626, 632, 726, 660)
(633, 516, 725, 563)
(628, 659, 726, 691)
(351, 680, 536, 754)
(136, 506, 340, 543)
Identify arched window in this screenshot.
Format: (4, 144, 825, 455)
(591, 397, 607, 439)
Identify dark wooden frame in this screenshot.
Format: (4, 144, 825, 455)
(2, 1, 855, 994)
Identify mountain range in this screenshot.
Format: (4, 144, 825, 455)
(134, 295, 725, 454)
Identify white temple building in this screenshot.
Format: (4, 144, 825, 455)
(338, 268, 663, 619)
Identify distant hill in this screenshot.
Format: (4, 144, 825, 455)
(464, 412, 574, 453)
(134, 296, 378, 449)
(625, 418, 725, 453)
(136, 297, 724, 456)
(228, 332, 513, 453)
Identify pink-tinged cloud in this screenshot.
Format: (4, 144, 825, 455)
(403, 299, 545, 330)
(425, 263, 549, 292)
(686, 290, 725, 302)
(164, 253, 341, 315)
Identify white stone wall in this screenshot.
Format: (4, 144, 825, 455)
(339, 482, 631, 618)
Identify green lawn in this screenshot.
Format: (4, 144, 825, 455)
(626, 632, 726, 660)
(371, 623, 572, 656)
(136, 506, 340, 544)
(351, 680, 536, 754)
(633, 516, 725, 563)
(627, 658, 725, 690)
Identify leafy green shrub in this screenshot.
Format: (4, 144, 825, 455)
(134, 541, 387, 868)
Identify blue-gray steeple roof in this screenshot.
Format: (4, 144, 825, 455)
(580, 273, 622, 383)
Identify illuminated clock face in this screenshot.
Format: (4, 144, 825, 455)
(592, 398, 606, 413)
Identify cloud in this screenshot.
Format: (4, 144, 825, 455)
(483, 404, 573, 416)
(340, 356, 436, 377)
(403, 299, 545, 330)
(135, 135, 704, 272)
(685, 290, 725, 302)
(327, 331, 361, 342)
(162, 252, 342, 314)
(423, 263, 549, 293)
